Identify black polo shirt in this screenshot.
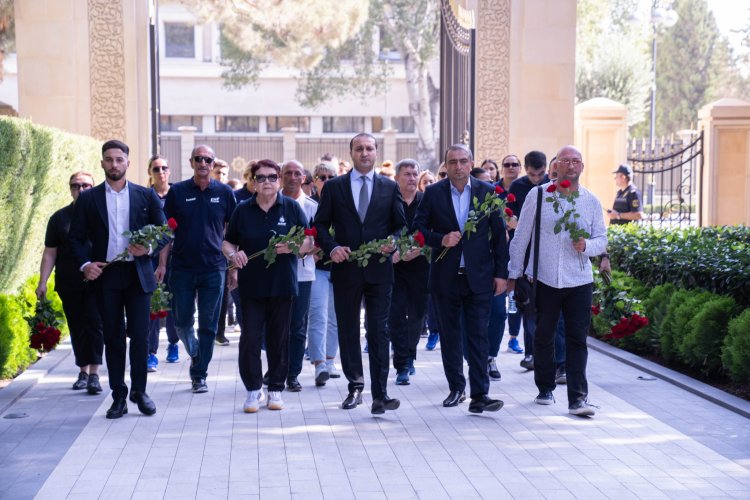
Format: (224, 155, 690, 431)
(165, 178, 237, 272)
(225, 193, 308, 300)
(234, 185, 254, 204)
(395, 191, 428, 276)
(611, 184, 643, 225)
(44, 203, 87, 291)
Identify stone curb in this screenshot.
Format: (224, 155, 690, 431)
(0, 340, 72, 416)
(588, 336, 750, 419)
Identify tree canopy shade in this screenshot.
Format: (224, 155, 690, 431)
(181, 0, 441, 170)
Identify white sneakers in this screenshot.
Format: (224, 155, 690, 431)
(267, 391, 284, 410)
(243, 388, 266, 413)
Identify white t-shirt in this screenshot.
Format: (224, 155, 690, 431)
(291, 191, 318, 282)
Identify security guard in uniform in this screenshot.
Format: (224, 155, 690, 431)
(607, 164, 642, 225)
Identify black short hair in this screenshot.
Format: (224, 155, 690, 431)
(524, 150, 547, 170)
(102, 140, 129, 156)
(251, 159, 281, 177)
(349, 133, 378, 151)
(470, 167, 487, 177)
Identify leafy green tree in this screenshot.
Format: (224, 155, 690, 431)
(0, 0, 14, 83)
(181, 0, 441, 170)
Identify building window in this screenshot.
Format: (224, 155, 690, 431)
(160, 115, 203, 132)
(266, 116, 310, 133)
(392, 116, 415, 133)
(216, 116, 259, 133)
(165, 23, 195, 58)
(323, 116, 366, 133)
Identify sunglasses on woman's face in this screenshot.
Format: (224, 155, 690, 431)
(316, 175, 335, 181)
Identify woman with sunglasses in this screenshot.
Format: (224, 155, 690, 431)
(36, 171, 104, 394)
(146, 155, 180, 369)
(308, 162, 343, 381)
(223, 159, 314, 413)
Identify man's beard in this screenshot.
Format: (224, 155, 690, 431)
(105, 169, 125, 182)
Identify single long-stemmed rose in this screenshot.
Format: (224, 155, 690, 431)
(150, 282, 172, 320)
(545, 180, 590, 270)
(436, 185, 509, 261)
(245, 225, 312, 268)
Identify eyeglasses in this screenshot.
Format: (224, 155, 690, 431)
(503, 162, 520, 168)
(557, 158, 582, 166)
(438, 172, 447, 178)
(151, 166, 169, 173)
(254, 174, 279, 183)
(316, 175, 335, 181)
(192, 155, 214, 164)
(70, 183, 92, 190)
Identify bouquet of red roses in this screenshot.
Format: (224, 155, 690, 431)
(545, 180, 590, 269)
(393, 228, 428, 259)
(108, 217, 178, 265)
(602, 313, 650, 339)
(150, 282, 171, 320)
(28, 298, 64, 353)
(247, 226, 316, 268)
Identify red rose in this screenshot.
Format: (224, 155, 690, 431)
(591, 304, 601, 316)
(495, 185, 504, 195)
(304, 227, 318, 238)
(30, 333, 44, 350)
(546, 184, 557, 193)
(158, 310, 168, 318)
(560, 180, 571, 189)
(507, 193, 516, 203)
(150, 312, 158, 321)
(167, 218, 178, 230)
(414, 231, 425, 248)
(35, 322, 45, 332)
(504, 207, 514, 217)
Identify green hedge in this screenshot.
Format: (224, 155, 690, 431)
(0, 116, 100, 294)
(607, 224, 750, 305)
(0, 273, 66, 378)
(722, 310, 750, 384)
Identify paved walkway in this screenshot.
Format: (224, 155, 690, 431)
(1, 326, 749, 500)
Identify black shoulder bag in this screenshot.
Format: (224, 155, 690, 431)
(515, 187, 542, 313)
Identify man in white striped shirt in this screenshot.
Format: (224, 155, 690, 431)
(508, 145, 607, 417)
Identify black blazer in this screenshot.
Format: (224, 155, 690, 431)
(314, 171, 406, 286)
(70, 182, 166, 293)
(414, 177, 509, 295)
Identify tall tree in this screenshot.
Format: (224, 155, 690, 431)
(179, 0, 441, 170)
(0, 0, 14, 83)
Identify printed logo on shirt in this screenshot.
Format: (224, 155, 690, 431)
(278, 216, 287, 227)
(185, 197, 196, 202)
(210, 197, 220, 203)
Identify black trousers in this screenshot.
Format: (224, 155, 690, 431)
(239, 296, 292, 392)
(390, 269, 428, 371)
(534, 281, 592, 406)
(333, 281, 392, 399)
(57, 285, 104, 367)
(95, 262, 150, 400)
(432, 275, 492, 398)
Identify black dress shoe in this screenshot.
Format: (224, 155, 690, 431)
(468, 395, 504, 414)
(442, 390, 466, 407)
(87, 373, 102, 395)
(371, 396, 400, 415)
(129, 391, 157, 416)
(341, 389, 363, 410)
(106, 398, 128, 419)
(286, 377, 302, 392)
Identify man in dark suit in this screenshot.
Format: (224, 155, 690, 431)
(70, 140, 166, 419)
(314, 133, 406, 415)
(414, 144, 509, 413)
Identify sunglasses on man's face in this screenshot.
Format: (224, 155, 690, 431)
(192, 155, 214, 164)
(70, 183, 93, 190)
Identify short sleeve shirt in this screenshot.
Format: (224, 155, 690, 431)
(164, 178, 237, 271)
(44, 203, 86, 290)
(611, 184, 643, 225)
(225, 193, 308, 300)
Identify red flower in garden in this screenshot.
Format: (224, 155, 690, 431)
(546, 184, 557, 193)
(560, 179, 571, 189)
(504, 207, 514, 217)
(414, 230, 426, 248)
(591, 304, 601, 316)
(304, 227, 318, 238)
(495, 185, 504, 195)
(507, 193, 516, 203)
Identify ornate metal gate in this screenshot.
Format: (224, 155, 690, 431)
(627, 131, 703, 227)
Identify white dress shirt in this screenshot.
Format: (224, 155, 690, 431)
(509, 182, 608, 288)
(105, 181, 131, 262)
(450, 180, 471, 267)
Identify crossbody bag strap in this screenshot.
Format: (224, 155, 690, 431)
(532, 186, 542, 296)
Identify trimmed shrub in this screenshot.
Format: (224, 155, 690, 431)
(660, 289, 715, 361)
(0, 116, 100, 294)
(639, 283, 677, 353)
(680, 296, 739, 375)
(722, 310, 750, 384)
(0, 294, 37, 379)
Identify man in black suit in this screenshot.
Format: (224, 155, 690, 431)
(70, 140, 166, 419)
(314, 133, 406, 415)
(414, 144, 509, 413)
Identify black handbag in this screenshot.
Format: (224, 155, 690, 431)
(515, 187, 542, 313)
